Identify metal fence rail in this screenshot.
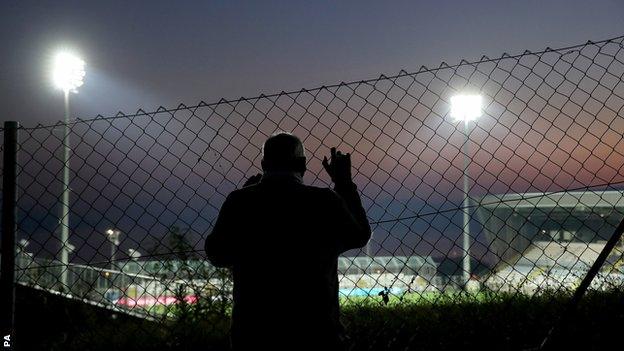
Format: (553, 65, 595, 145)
(2, 34, 624, 349)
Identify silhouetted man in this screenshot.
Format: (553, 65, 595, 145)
(205, 132, 371, 350)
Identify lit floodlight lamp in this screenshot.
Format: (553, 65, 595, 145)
(105, 228, 121, 244)
(52, 52, 86, 93)
(128, 248, 142, 260)
(450, 94, 482, 122)
(18, 239, 29, 248)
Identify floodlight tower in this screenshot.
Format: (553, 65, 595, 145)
(106, 229, 121, 271)
(52, 51, 85, 289)
(450, 94, 482, 289)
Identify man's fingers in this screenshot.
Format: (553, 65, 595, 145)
(323, 156, 333, 176)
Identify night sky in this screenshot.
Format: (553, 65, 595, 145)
(2, 1, 624, 266)
(1, 0, 623, 125)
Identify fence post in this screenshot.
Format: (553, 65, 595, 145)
(538, 213, 624, 350)
(1, 121, 18, 350)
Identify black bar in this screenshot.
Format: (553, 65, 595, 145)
(1, 121, 18, 350)
(538, 210, 624, 350)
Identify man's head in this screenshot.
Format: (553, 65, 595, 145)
(261, 132, 306, 176)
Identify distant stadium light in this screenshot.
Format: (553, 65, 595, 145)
(18, 239, 29, 248)
(450, 94, 482, 122)
(52, 52, 85, 93)
(128, 248, 142, 260)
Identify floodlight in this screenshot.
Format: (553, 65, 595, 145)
(450, 93, 482, 288)
(52, 52, 85, 93)
(450, 94, 482, 122)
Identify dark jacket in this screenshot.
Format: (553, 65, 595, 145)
(204, 174, 371, 350)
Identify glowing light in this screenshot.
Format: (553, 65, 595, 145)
(52, 52, 85, 93)
(450, 94, 482, 122)
(105, 228, 121, 244)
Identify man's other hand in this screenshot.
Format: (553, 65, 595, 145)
(243, 173, 262, 187)
(322, 147, 353, 185)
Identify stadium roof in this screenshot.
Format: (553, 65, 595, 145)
(478, 190, 624, 210)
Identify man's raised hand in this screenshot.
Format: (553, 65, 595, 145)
(322, 147, 353, 185)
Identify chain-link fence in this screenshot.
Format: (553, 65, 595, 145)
(2, 35, 624, 349)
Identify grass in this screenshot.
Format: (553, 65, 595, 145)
(16, 284, 624, 351)
(341, 289, 624, 351)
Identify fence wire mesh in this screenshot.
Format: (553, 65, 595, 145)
(3, 35, 624, 349)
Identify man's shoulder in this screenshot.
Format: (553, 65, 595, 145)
(226, 186, 255, 199)
(229, 183, 334, 198)
(301, 183, 333, 193)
